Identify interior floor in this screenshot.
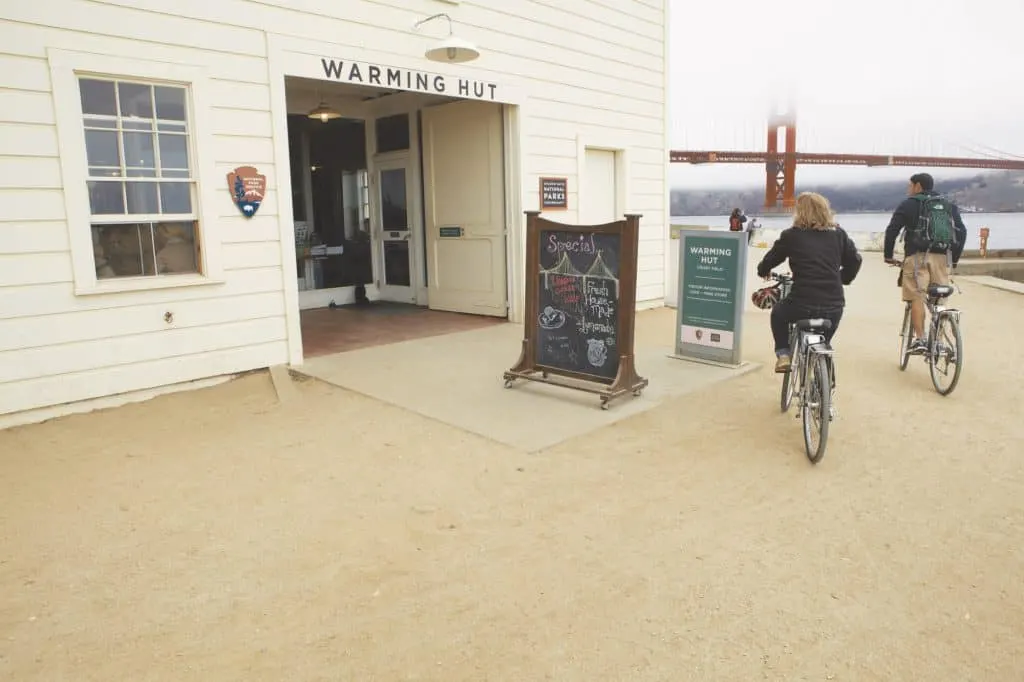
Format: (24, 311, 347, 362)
(300, 302, 507, 358)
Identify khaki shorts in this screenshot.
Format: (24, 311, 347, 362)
(901, 252, 950, 302)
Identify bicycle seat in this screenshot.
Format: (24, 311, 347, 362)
(796, 318, 833, 332)
(928, 284, 954, 298)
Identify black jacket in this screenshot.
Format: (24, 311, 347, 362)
(883, 191, 968, 263)
(757, 226, 862, 309)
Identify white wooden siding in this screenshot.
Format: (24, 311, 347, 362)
(0, 4, 286, 416)
(0, 0, 666, 418)
(92, 0, 670, 298)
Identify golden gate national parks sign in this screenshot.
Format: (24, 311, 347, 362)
(320, 58, 500, 101)
(227, 166, 266, 218)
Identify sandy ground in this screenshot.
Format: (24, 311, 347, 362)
(2, 258, 1023, 681)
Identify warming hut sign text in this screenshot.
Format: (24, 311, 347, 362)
(320, 58, 500, 102)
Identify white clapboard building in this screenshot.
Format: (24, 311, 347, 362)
(0, 0, 670, 427)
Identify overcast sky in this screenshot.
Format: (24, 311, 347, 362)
(668, 0, 1024, 189)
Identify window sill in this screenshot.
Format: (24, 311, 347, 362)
(75, 274, 226, 296)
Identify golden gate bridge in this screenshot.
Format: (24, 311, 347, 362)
(670, 112, 1024, 212)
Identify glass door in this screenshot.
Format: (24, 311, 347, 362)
(373, 157, 415, 303)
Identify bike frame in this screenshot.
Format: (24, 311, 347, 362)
(774, 274, 836, 410)
(903, 292, 962, 361)
(788, 324, 835, 408)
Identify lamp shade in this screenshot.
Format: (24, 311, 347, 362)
(307, 100, 341, 123)
(424, 35, 480, 64)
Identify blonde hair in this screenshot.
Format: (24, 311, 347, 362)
(792, 192, 837, 231)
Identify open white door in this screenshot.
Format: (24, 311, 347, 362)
(421, 100, 507, 317)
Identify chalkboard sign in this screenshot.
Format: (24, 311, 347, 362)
(504, 212, 648, 409)
(539, 177, 568, 210)
(535, 230, 621, 382)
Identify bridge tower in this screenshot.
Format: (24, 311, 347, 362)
(764, 110, 797, 212)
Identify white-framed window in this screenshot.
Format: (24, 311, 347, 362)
(48, 49, 222, 295)
(80, 77, 201, 280)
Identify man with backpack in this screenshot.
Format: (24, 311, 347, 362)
(883, 172, 968, 353)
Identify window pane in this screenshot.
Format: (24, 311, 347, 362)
(126, 181, 159, 214)
(88, 181, 125, 214)
(89, 167, 122, 178)
(157, 121, 187, 133)
(159, 182, 192, 213)
(85, 130, 120, 168)
(375, 114, 410, 153)
(154, 86, 187, 121)
(155, 222, 198, 274)
(79, 79, 116, 116)
(127, 168, 157, 178)
(118, 82, 153, 119)
(122, 132, 155, 171)
(93, 223, 156, 278)
(122, 120, 153, 131)
(383, 240, 411, 286)
(379, 168, 407, 231)
(162, 169, 190, 179)
(158, 133, 189, 171)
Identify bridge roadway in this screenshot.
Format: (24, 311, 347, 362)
(671, 149, 1024, 170)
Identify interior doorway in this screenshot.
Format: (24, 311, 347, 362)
(287, 112, 373, 309)
(283, 77, 514, 356)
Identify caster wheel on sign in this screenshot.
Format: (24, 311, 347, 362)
(632, 389, 643, 397)
(503, 379, 513, 388)
(542, 372, 548, 378)
(600, 399, 610, 411)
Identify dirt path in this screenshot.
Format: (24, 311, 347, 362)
(1, 260, 1022, 680)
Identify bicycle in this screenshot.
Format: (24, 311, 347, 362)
(891, 260, 964, 396)
(770, 273, 835, 464)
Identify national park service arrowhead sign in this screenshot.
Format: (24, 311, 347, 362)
(227, 165, 266, 218)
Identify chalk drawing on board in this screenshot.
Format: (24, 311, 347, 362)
(583, 250, 619, 297)
(540, 252, 585, 315)
(538, 306, 567, 330)
(586, 338, 608, 367)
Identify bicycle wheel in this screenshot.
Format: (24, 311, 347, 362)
(802, 352, 831, 464)
(898, 304, 912, 371)
(780, 360, 795, 413)
(929, 312, 963, 396)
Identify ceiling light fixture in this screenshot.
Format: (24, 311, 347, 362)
(307, 95, 340, 123)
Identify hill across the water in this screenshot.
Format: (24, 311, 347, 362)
(672, 170, 1024, 216)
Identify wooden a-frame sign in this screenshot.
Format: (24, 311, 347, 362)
(503, 211, 648, 409)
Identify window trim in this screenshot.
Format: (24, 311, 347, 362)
(48, 48, 224, 295)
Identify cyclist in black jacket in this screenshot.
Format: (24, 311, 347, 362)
(757, 192, 863, 373)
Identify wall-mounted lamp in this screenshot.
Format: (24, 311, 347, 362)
(413, 13, 480, 64)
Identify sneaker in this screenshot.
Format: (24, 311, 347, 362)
(908, 338, 928, 354)
(774, 355, 792, 373)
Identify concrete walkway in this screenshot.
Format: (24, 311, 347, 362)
(1, 254, 1022, 680)
(961, 274, 1024, 295)
(295, 312, 759, 452)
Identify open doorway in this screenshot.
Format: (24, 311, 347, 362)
(283, 77, 511, 357)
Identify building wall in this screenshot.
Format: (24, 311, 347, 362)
(0, 0, 668, 419)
